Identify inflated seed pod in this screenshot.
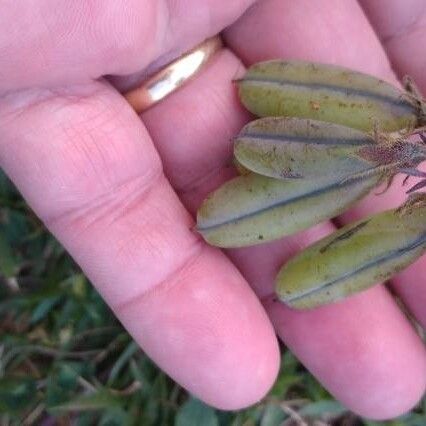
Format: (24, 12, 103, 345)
(234, 117, 426, 181)
(276, 194, 426, 309)
(196, 172, 381, 248)
(237, 60, 426, 132)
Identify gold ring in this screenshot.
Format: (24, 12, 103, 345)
(124, 36, 223, 113)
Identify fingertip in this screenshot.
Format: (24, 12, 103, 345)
(117, 248, 280, 410)
(349, 341, 426, 420)
(265, 287, 426, 420)
(362, 366, 426, 420)
(205, 326, 280, 410)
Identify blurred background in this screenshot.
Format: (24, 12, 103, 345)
(0, 168, 424, 425)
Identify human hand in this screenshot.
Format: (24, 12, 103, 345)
(0, 0, 425, 420)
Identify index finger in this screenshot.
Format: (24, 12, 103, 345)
(0, 81, 279, 409)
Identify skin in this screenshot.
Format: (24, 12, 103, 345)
(0, 0, 425, 419)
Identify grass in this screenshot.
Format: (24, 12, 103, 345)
(0, 169, 425, 425)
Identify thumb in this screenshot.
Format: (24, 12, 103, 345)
(0, 0, 254, 92)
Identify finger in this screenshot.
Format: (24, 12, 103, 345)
(224, 0, 426, 419)
(135, 41, 374, 419)
(0, 83, 279, 410)
(0, 0, 254, 92)
(360, 0, 426, 89)
(359, 0, 426, 327)
(126, 31, 423, 418)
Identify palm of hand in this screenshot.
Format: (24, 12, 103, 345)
(0, 0, 425, 420)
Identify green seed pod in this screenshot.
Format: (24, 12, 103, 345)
(237, 60, 426, 132)
(276, 194, 426, 309)
(234, 117, 426, 182)
(196, 173, 381, 248)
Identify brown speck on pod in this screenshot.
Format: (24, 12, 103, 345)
(309, 101, 320, 111)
